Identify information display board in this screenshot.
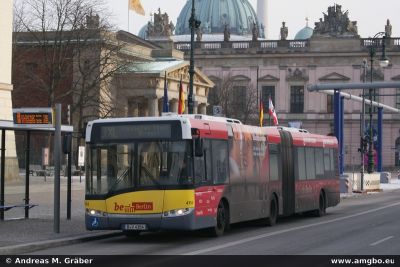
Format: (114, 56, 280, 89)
(13, 108, 53, 127)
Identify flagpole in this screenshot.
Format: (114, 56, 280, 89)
(269, 94, 272, 126)
(128, 0, 130, 32)
(256, 66, 259, 125)
(163, 71, 169, 113)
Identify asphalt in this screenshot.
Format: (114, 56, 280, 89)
(0, 173, 399, 255)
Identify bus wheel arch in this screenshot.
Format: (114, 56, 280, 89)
(314, 189, 327, 217)
(209, 198, 229, 237)
(221, 198, 230, 231)
(265, 193, 279, 226)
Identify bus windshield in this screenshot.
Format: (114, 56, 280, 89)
(86, 140, 192, 196)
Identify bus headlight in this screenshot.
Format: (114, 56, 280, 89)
(163, 208, 193, 217)
(86, 209, 107, 217)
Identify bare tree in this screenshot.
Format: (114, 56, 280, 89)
(13, 0, 128, 137)
(208, 75, 258, 125)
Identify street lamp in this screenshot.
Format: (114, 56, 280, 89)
(360, 59, 367, 191)
(366, 32, 389, 174)
(188, 0, 201, 114)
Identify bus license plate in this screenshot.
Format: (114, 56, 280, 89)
(122, 224, 147, 231)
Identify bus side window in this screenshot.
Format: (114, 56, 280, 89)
(305, 147, 316, 180)
(204, 140, 212, 183)
(194, 139, 212, 184)
(212, 140, 228, 184)
(269, 144, 280, 181)
(194, 156, 205, 184)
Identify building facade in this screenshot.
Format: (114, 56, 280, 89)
(0, 0, 18, 180)
(170, 4, 400, 169)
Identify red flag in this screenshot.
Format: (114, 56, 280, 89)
(178, 78, 185, 114)
(268, 96, 279, 126)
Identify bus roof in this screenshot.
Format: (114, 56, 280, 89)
(86, 115, 337, 148)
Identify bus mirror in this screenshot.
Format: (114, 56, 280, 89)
(194, 137, 204, 157)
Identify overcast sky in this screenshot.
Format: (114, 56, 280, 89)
(105, 0, 399, 39)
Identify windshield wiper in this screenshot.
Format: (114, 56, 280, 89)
(110, 167, 131, 191)
(140, 166, 160, 186)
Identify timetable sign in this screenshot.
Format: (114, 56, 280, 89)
(13, 108, 53, 126)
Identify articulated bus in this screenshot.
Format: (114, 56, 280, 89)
(85, 114, 339, 236)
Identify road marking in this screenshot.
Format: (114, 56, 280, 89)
(370, 236, 394, 246)
(183, 202, 400, 255)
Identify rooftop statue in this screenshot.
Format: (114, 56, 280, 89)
(252, 22, 259, 41)
(314, 4, 359, 37)
(280, 21, 288, 40)
(385, 19, 392, 37)
(147, 8, 175, 38)
(223, 24, 230, 42)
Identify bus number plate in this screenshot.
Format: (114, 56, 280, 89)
(122, 224, 147, 231)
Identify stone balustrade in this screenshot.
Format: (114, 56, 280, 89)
(175, 38, 400, 53)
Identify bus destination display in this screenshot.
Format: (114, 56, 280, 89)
(100, 124, 172, 141)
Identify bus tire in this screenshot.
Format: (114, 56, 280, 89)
(314, 192, 326, 217)
(209, 201, 227, 237)
(265, 197, 278, 226)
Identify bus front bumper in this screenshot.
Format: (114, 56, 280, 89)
(85, 210, 214, 232)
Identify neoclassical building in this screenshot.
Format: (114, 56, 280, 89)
(0, 0, 18, 180)
(140, 2, 400, 170)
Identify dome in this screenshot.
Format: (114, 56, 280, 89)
(176, 0, 263, 37)
(294, 26, 313, 40)
(138, 24, 148, 39)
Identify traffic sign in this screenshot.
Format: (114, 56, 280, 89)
(213, 105, 223, 116)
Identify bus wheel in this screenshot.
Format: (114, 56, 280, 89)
(314, 193, 326, 217)
(209, 201, 227, 237)
(265, 198, 278, 226)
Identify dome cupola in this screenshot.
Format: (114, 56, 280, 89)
(176, 0, 262, 37)
(294, 18, 314, 40)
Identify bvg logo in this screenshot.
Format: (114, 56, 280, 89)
(114, 202, 153, 213)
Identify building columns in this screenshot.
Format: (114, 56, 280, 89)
(148, 97, 159, 117)
(170, 99, 178, 113)
(128, 100, 139, 117)
(198, 103, 207, 114)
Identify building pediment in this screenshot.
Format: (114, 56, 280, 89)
(319, 72, 350, 81)
(391, 74, 400, 81)
(231, 75, 251, 82)
(121, 60, 214, 89)
(166, 65, 215, 88)
(207, 75, 222, 82)
(259, 74, 279, 82)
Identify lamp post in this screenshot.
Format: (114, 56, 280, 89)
(366, 32, 389, 174)
(188, 0, 201, 114)
(360, 59, 367, 191)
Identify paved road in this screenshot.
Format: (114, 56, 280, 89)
(28, 190, 400, 255)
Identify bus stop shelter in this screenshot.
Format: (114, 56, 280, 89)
(0, 120, 74, 221)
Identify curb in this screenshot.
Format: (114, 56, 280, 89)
(0, 231, 122, 255)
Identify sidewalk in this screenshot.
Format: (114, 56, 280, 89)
(1, 174, 400, 255)
(0, 175, 119, 254)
